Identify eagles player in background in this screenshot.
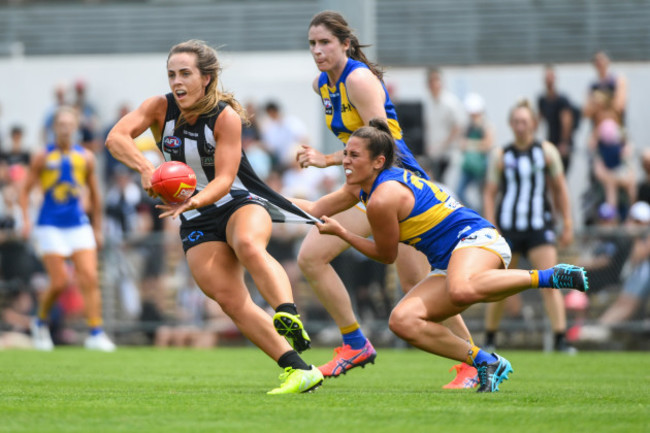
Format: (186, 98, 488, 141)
(20, 106, 115, 352)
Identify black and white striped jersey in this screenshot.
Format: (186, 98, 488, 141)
(497, 140, 553, 232)
(157, 93, 318, 226)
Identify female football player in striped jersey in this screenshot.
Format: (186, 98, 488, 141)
(106, 40, 322, 394)
(482, 99, 575, 353)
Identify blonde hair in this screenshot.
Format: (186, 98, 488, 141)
(53, 105, 80, 125)
(168, 40, 248, 127)
(509, 98, 537, 123)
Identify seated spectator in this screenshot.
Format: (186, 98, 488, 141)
(599, 201, 650, 325)
(0, 287, 35, 349)
(579, 203, 633, 294)
(636, 149, 650, 205)
(579, 201, 650, 342)
(589, 117, 636, 218)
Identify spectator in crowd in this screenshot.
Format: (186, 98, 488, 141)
(102, 103, 132, 182)
(637, 149, 650, 205)
(578, 201, 650, 342)
(588, 117, 636, 218)
(73, 79, 101, 152)
(104, 164, 142, 240)
(19, 106, 115, 352)
(0, 288, 36, 349)
(42, 83, 68, 145)
(0, 125, 31, 234)
(456, 92, 493, 212)
(1, 125, 31, 169)
(597, 201, 650, 325)
(423, 67, 465, 183)
(483, 99, 575, 353)
(583, 51, 627, 126)
(579, 202, 633, 293)
(537, 65, 579, 172)
(241, 100, 262, 144)
(260, 101, 309, 172)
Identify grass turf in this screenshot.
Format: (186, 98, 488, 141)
(0, 347, 647, 433)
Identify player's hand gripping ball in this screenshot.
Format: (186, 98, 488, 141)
(151, 161, 197, 203)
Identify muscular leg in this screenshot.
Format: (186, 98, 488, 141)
(186, 241, 293, 361)
(484, 254, 521, 336)
(297, 206, 371, 328)
(390, 247, 535, 362)
(395, 244, 430, 293)
(226, 205, 293, 309)
(70, 249, 103, 324)
(38, 255, 71, 319)
(389, 276, 473, 362)
(528, 244, 566, 333)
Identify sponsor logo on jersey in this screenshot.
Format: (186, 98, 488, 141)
(323, 98, 333, 115)
(163, 136, 182, 151)
(201, 156, 214, 166)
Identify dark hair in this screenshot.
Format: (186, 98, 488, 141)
(309, 11, 383, 81)
(168, 40, 248, 126)
(350, 118, 395, 170)
(264, 101, 280, 113)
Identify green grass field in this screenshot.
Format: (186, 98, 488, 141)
(0, 347, 647, 433)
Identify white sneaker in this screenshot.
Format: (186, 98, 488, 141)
(84, 331, 116, 352)
(30, 318, 54, 351)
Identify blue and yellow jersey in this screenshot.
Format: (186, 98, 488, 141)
(360, 167, 493, 269)
(317, 58, 427, 179)
(37, 144, 89, 227)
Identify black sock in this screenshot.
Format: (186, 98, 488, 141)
(277, 350, 310, 371)
(275, 303, 298, 316)
(485, 331, 496, 347)
(554, 332, 567, 350)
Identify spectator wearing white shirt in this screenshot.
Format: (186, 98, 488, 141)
(260, 101, 309, 171)
(423, 68, 465, 183)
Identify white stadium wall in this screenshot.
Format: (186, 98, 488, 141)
(1, 51, 649, 226)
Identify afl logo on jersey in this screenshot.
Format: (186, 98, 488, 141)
(163, 136, 182, 151)
(323, 98, 333, 115)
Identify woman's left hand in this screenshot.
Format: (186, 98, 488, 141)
(156, 197, 200, 219)
(315, 215, 345, 237)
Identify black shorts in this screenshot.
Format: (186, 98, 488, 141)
(179, 196, 267, 253)
(501, 228, 556, 256)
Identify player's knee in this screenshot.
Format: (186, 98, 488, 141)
(296, 246, 325, 275)
(49, 280, 69, 295)
(388, 307, 416, 340)
(448, 283, 476, 307)
(231, 236, 265, 266)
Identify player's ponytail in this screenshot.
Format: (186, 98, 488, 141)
(309, 11, 384, 82)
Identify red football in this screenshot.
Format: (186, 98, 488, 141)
(151, 161, 197, 203)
